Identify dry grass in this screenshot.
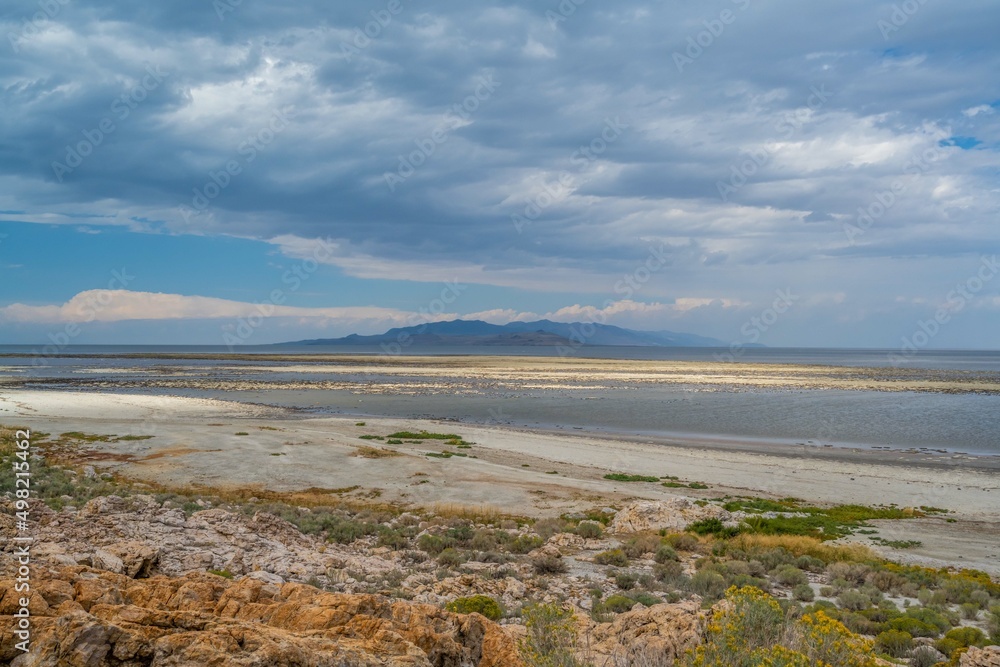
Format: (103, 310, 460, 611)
(353, 446, 402, 459)
(725, 533, 875, 563)
(428, 501, 527, 525)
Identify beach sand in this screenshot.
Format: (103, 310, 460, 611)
(2, 389, 998, 574)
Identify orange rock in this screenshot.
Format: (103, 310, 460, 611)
(0, 566, 524, 666)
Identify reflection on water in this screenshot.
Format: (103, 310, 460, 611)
(1, 346, 998, 455)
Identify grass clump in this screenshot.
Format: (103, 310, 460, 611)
(604, 473, 659, 483)
(686, 518, 739, 538)
(446, 595, 502, 621)
(353, 446, 401, 459)
(508, 535, 544, 554)
(871, 537, 922, 549)
(724, 498, 917, 541)
(207, 568, 234, 579)
(0, 428, 129, 511)
(388, 431, 466, 442)
(425, 451, 467, 459)
(594, 548, 629, 567)
(532, 553, 569, 574)
(576, 520, 603, 539)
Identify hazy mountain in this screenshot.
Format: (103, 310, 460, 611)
(286, 319, 733, 348)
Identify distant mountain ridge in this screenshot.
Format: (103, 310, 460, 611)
(285, 319, 734, 348)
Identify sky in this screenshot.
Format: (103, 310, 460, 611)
(1, 0, 999, 349)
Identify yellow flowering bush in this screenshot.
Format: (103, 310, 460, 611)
(789, 611, 879, 667)
(684, 587, 880, 667)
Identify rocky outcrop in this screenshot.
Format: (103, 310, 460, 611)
(609, 498, 733, 534)
(3, 495, 398, 585)
(0, 565, 523, 667)
(962, 646, 1000, 667)
(582, 598, 706, 664)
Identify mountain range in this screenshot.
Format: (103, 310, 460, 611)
(285, 319, 737, 348)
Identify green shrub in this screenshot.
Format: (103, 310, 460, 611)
(594, 549, 629, 567)
(437, 548, 465, 567)
(604, 473, 659, 483)
(602, 594, 637, 613)
(987, 605, 1000, 642)
(793, 584, 815, 602)
(686, 586, 786, 665)
(910, 646, 945, 667)
(773, 565, 809, 587)
(615, 571, 638, 590)
(509, 534, 544, 554)
(874, 630, 913, 658)
(888, 616, 940, 638)
(654, 561, 686, 586)
(903, 606, 952, 634)
(934, 626, 986, 657)
(388, 431, 461, 441)
(376, 527, 409, 550)
(446, 595, 502, 621)
(576, 521, 603, 539)
(446, 523, 475, 544)
(532, 554, 568, 575)
(630, 591, 662, 607)
(470, 530, 499, 551)
(969, 589, 991, 609)
(654, 545, 679, 564)
(689, 570, 727, 599)
(623, 534, 660, 558)
(532, 518, 567, 540)
(794, 555, 826, 572)
(417, 533, 455, 555)
(687, 518, 727, 536)
(519, 603, 580, 667)
(838, 590, 871, 612)
(663, 532, 700, 552)
(961, 602, 980, 620)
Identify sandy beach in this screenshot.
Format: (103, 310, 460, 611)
(3, 388, 998, 575)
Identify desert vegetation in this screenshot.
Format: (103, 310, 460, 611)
(2, 424, 998, 666)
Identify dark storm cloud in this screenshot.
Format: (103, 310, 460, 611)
(1, 0, 999, 297)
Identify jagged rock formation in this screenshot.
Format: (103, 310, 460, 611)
(962, 646, 1000, 667)
(582, 599, 706, 664)
(0, 565, 522, 667)
(609, 498, 734, 534)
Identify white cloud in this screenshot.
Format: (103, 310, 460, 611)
(0, 290, 452, 327)
(963, 105, 994, 117)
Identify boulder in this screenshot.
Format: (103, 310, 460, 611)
(583, 599, 706, 665)
(104, 542, 159, 579)
(0, 566, 525, 667)
(962, 646, 1000, 667)
(609, 499, 731, 534)
(91, 550, 125, 576)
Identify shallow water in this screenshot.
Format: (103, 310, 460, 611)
(2, 345, 998, 455)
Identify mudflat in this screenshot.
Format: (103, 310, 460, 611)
(2, 388, 998, 575)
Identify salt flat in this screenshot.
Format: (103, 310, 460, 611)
(3, 388, 998, 575)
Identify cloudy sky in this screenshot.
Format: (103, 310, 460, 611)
(1, 0, 998, 348)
